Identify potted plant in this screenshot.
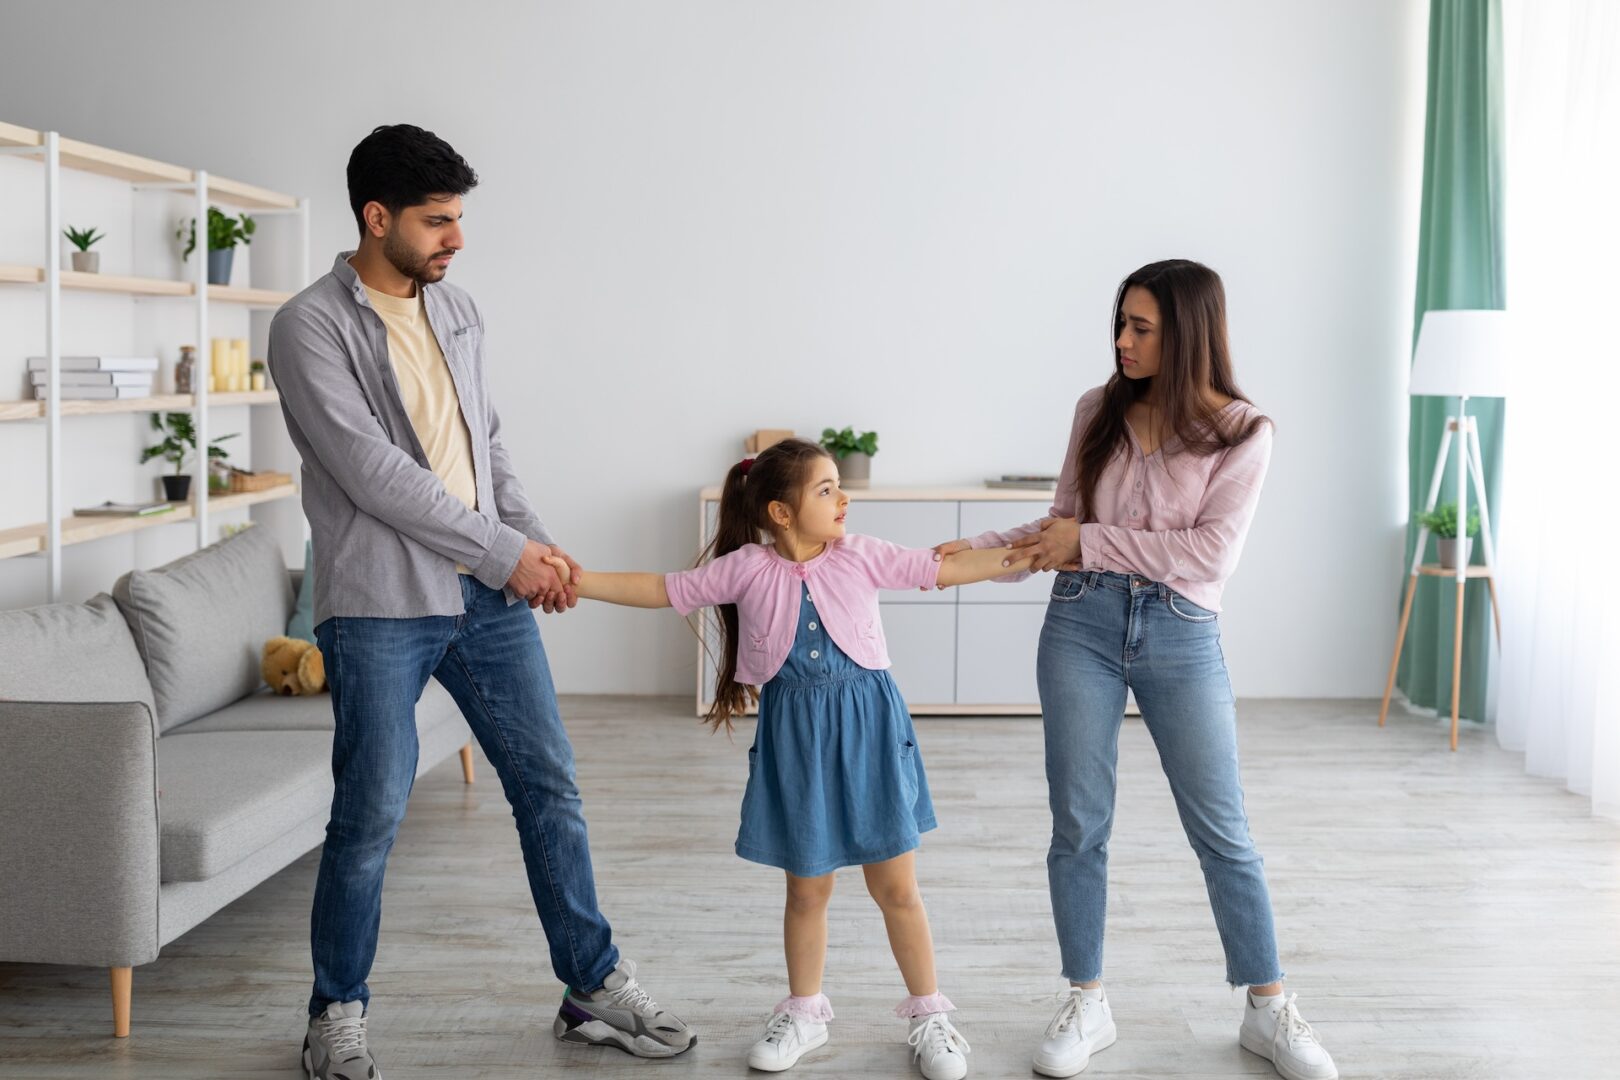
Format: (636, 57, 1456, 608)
(63, 225, 105, 273)
(141, 411, 238, 502)
(250, 359, 267, 391)
(820, 426, 879, 489)
(177, 206, 256, 286)
(1418, 502, 1482, 570)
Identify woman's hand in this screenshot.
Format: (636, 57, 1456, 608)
(1010, 517, 1082, 572)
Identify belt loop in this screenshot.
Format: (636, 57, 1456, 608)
(1157, 581, 1170, 601)
(1086, 569, 1100, 590)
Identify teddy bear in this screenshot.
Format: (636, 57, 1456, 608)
(262, 636, 327, 695)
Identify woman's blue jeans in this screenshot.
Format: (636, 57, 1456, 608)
(1037, 570, 1283, 987)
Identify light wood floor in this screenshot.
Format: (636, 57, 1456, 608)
(1, 698, 1615, 1079)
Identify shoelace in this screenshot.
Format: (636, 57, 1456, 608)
(1044, 988, 1091, 1040)
(907, 1013, 971, 1061)
(763, 1011, 804, 1046)
(1273, 994, 1320, 1051)
(608, 976, 659, 1016)
(317, 1014, 368, 1059)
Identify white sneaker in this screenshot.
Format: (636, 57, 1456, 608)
(907, 1013, 971, 1080)
(747, 1011, 828, 1072)
(1032, 986, 1116, 1077)
(1239, 992, 1338, 1080)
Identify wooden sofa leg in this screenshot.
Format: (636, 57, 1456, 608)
(460, 743, 475, 784)
(110, 966, 131, 1038)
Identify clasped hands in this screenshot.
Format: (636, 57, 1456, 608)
(506, 539, 581, 613)
(931, 516, 1082, 574)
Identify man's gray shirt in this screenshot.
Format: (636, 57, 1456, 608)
(268, 252, 554, 624)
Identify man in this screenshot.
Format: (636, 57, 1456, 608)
(269, 124, 694, 1080)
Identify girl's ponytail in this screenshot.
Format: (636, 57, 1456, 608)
(702, 458, 758, 731)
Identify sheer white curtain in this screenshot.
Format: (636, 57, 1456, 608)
(1496, 0, 1620, 818)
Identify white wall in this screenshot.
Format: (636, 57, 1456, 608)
(0, 0, 1426, 697)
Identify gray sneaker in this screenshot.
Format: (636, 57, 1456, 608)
(303, 1000, 380, 1080)
(553, 958, 696, 1058)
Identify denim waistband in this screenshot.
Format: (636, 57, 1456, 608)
(1069, 569, 1177, 599)
(765, 667, 890, 692)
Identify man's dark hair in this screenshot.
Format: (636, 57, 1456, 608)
(346, 124, 478, 235)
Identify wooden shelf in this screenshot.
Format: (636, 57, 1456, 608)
(0, 390, 279, 422)
(0, 265, 292, 306)
(1417, 563, 1493, 579)
(0, 483, 298, 560)
(207, 284, 294, 307)
(0, 121, 296, 209)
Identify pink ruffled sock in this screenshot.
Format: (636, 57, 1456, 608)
(895, 991, 956, 1019)
(775, 992, 835, 1023)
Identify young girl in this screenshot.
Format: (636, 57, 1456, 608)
(546, 437, 1032, 1079)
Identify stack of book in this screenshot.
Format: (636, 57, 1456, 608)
(28, 356, 159, 400)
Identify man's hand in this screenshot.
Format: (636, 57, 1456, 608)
(533, 549, 582, 612)
(1009, 517, 1082, 572)
(507, 540, 572, 613)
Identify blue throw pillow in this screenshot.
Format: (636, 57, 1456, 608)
(287, 540, 316, 643)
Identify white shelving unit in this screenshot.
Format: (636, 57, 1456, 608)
(0, 120, 310, 601)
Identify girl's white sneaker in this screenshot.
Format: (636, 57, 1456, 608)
(747, 1010, 828, 1072)
(907, 1012, 971, 1080)
(1238, 992, 1338, 1080)
(1032, 986, 1117, 1077)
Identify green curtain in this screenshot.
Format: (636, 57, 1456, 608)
(1397, 0, 1505, 721)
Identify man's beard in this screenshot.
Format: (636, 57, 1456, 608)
(383, 229, 451, 284)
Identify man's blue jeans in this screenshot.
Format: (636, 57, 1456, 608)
(309, 576, 618, 1015)
(1037, 570, 1283, 987)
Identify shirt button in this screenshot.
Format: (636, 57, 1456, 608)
(1130, 509, 1139, 518)
(810, 650, 820, 659)
(808, 622, 817, 631)
(1134, 481, 1143, 490)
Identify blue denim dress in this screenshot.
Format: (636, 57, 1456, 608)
(736, 585, 937, 877)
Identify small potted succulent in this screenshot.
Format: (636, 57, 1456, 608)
(1418, 502, 1482, 570)
(142, 411, 238, 502)
(63, 225, 105, 273)
(820, 426, 879, 489)
(178, 206, 256, 286)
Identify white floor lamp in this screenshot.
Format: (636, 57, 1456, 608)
(1379, 309, 1511, 750)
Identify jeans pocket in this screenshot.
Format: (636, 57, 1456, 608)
(1051, 572, 1087, 603)
(899, 738, 917, 759)
(1166, 592, 1218, 623)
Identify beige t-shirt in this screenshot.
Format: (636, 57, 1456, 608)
(362, 282, 478, 572)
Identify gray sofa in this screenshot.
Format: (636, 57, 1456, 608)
(0, 525, 473, 1037)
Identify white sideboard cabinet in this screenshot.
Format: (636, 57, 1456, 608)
(695, 486, 1054, 716)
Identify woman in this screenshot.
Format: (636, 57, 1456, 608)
(936, 260, 1336, 1080)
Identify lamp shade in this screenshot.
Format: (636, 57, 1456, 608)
(1409, 309, 1513, 399)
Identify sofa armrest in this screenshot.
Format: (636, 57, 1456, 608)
(0, 700, 161, 968)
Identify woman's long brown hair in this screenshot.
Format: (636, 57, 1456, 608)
(700, 437, 832, 732)
(1073, 259, 1268, 521)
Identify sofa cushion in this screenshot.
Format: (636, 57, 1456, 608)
(156, 730, 334, 883)
(0, 594, 156, 716)
(287, 540, 316, 643)
(173, 679, 462, 737)
(113, 525, 294, 733)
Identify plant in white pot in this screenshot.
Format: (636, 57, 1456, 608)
(1419, 501, 1482, 570)
(63, 225, 105, 273)
(177, 206, 256, 286)
(820, 426, 879, 489)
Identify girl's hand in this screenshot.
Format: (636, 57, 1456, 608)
(1010, 517, 1082, 572)
(539, 553, 580, 610)
(930, 538, 972, 589)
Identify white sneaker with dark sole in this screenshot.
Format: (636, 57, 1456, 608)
(1032, 987, 1116, 1077)
(747, 1010, 829, 1071)
(303, 1000, 380, 1080)
(552, 958, 696, 1058)
(1239, 992, 1338, 1080)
